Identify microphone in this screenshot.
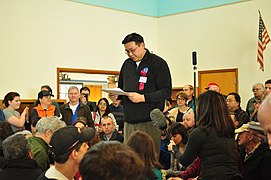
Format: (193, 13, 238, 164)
(192, 51, 197, 65)
(150, 108, 167, 130)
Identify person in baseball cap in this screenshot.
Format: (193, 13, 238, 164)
(235, 124, 249, 134)
(38, 126, 96, 180)
(205, 82, 220, 93)
(234, 123, 271, 179)
(38, 90, 54, 98)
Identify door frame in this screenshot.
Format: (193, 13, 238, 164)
(198, 68, 238, 94)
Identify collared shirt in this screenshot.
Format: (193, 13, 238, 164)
(45, 166, 71, 180)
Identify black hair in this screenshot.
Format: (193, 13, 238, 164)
(3, 92, 20, 107)
(41, 85, 52, 93)
(228, 92, 241, 107)
(168, 123, 188, 144)
(265, 79, 271, 85)
(97, 98, 110, 116)
(80, 86, 90, 93)
(197, 91, 235, 138)
(122, 33, 144, 45)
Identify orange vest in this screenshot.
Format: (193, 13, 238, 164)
(34, 104, 56, 117)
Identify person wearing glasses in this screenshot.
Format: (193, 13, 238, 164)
(93, 98, 118, 133)
(168, 92, 193, 123)
(226, 92, 250, 128)
(246, 83, 265, 118)
(115, 32, 172, 156)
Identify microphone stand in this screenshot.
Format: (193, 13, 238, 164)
(193, 63, 197, 127)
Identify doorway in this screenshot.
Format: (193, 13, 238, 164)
(198, 68, 238, 95)
(85, 85, 102, 103)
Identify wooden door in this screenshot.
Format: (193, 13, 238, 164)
(86, 85, 102, 103)
(198, 68, 238, 95)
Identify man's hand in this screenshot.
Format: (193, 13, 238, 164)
(80, 94, 87, 104)
(127, 92, 145, 103)
(168, 140, 176, 151)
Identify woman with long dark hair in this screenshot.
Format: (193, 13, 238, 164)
(173, 90, 239, 180)
(168, 123, 188, 171)
(93, 98, 118, 132)
(126, 130, 163, 180)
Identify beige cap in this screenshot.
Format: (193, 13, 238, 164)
(235, 124, 249, 134)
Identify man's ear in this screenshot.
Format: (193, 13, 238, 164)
(70, 149, 78, 160)
(45, 130, 52, 137)
(248, 134, 254, 141)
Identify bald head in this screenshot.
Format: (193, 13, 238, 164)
(258, 94, 271, 149)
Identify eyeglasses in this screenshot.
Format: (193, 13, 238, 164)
(226, 99, 236, 103)
(99, 103, 107, 106)
(125, 46, 139, 55)
(81, 93, 90, 96)
(252, 88, 261, 92)
(177, 98, 185, 101)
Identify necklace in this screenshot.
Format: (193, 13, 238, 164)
(244, 142, 261, 162)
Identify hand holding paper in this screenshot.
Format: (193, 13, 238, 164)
(127, 92, 145, 103)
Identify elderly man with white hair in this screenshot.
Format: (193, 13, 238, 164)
(28, 116, 66, 171)
(246, 83, 265, 117)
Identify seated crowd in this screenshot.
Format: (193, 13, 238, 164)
(0, 80, 271, 180)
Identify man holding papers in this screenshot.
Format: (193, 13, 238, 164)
(117, 32, 172, 155)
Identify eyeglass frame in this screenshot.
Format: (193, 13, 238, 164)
(125, 45, 140, 55)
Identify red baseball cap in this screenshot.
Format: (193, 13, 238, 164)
(205, 82, 220, 90)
